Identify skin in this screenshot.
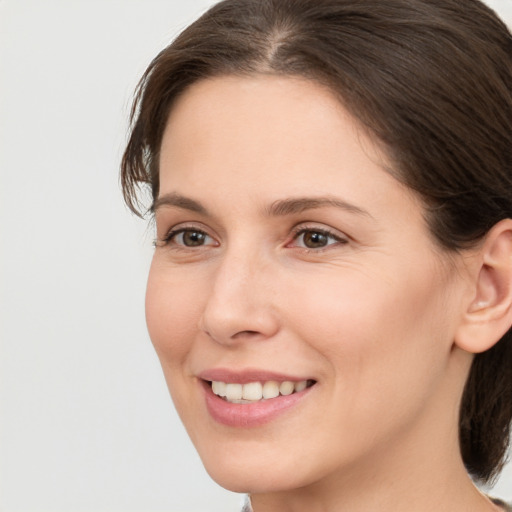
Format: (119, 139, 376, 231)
(146, 75, 504, 512)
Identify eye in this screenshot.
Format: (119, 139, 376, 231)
(160, 228, 217, 248)
(291, 228, 346, 250)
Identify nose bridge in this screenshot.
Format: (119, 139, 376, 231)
(200, 239, 278, 343)
(211, 248, 254, 304)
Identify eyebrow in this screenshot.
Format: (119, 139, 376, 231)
(151, 192, 209, 215)
(266, 197, 372, 218)
(152, 192, 371, 218)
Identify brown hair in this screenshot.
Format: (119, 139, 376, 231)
(121, 0, 512, 483)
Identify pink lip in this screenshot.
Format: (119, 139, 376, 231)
(199, 368, 311, 384)
(198, 369, 315, 428)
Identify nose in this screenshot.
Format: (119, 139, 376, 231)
(199, 249, 280, 345)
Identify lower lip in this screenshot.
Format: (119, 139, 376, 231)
(202, 381, 313, 428)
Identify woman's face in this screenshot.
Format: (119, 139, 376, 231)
(146, 76, 471, 493)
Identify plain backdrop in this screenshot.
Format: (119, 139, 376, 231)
(1, 1, 511, 511)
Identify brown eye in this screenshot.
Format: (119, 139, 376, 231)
(302, 231, 329, 248)
(181, 230, 207, 247)
(163, 228, 216, 248)
(292, 228, 346, 250)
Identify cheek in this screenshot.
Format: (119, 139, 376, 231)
(270, 264, 457, 476)
(284, 262, 454, 402)
(145, 260, 204, 367)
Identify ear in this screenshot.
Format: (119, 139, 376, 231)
(455, 219, 512, 354)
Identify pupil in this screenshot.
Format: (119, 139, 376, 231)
(183, 231, 205, 246)
(304, 231, 327, 248)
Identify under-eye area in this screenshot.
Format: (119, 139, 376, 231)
(207, 379, 316, 403)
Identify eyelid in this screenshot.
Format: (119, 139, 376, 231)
(155, 222, 219, 248)
(287, 224, 349, 249)
(153, 221, 348, 250)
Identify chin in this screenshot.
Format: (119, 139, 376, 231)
(192, 438, 308, 494)
(204, 462, 303, 494)
(195, 433, 346, 497)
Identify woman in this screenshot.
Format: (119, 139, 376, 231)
(121, 0, 512, 510)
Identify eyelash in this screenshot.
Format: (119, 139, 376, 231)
(156, 226, 216, 248)
(289, 226, 348, 250)
(155, 225, 348, 251)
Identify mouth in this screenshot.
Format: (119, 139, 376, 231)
(208, 379, 316, 404)
(198, 369, 317, 427)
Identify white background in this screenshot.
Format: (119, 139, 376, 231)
(1, 1, 511, 511)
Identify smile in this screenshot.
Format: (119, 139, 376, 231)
(201, 374, 317, 427)
(210, 380, 313, 403)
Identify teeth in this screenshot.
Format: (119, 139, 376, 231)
(242, 382, 263, 400)
(280, 381, 294, 396)
(225, 383, 243, 401)
(211, 381, 227, 397)
(263, 381, 280, 399)
(294, 380, 307, 392)
(210, 379, 311, 402)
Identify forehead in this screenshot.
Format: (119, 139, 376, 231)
(159, 75, 390, 194)
(158, 76, 433, 240)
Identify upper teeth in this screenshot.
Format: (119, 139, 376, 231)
(211, 380, 309, 403)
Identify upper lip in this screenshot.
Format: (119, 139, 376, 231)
(198, 368, 314, 384)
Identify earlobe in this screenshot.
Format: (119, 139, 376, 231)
(455, 219, 512, 354)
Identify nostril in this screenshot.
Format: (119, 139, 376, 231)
(232, 330, 261, 339)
